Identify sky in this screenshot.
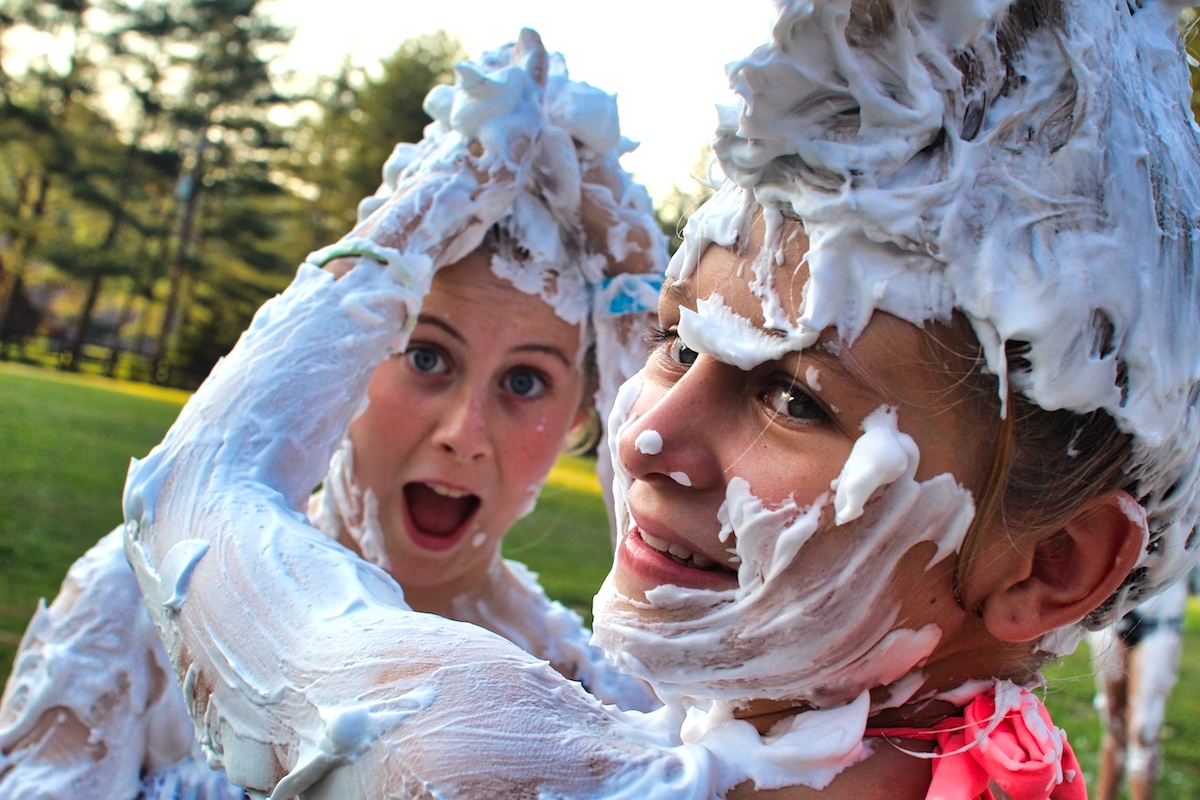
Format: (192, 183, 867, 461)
(263, 0, 776, 202)
(4, 0, 777, 203)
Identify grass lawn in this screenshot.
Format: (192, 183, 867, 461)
(2, 362, 1198, 797)
(0, 363, 613, 676)
(0, 363, 189, 673)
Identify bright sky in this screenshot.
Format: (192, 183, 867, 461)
(265, 0, 775, 202)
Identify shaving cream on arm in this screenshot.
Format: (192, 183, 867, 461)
(118, 32, 762, 799)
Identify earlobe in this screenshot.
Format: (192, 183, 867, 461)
(980, 490, 1147, 643)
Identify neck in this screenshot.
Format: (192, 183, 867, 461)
(398, 554, 507, 618)
(731, 630, 1041, 736)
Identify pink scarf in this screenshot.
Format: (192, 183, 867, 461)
(865, 681, 1086, 800)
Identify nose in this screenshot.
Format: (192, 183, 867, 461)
(431, 385, 492, 462)
(617, 361, 724, 491)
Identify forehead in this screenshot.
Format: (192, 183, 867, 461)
(424, 250, 582, 349)
(667, 220, 971, 409)
(678, 219, 810, 330)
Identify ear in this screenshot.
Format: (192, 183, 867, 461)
(979, 490, 1147, 643)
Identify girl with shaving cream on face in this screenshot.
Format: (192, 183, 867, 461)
(120, 1, 1200, 798)
(0, 31, 662, 800)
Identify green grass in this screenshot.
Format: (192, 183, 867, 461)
(1042, 603, 1200, 798)
(0, 363, 187, 678)
(0, 364, 616, 680)
(504, 458, 614, 626)
(2, 362, 1199, 797)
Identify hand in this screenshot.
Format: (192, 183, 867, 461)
(317, 29, 552, 283)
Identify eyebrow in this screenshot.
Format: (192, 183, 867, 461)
(665, 277, 881, 395)
(416, 314, 464, 343)
(662, 279, 693, 308)
(413, 314, 575, 369)
(799, 343, 882, 397)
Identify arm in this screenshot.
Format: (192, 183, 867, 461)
(119, 34, 717, 798)
(119, 219, 712, 800)
(447, 558, 661, 712)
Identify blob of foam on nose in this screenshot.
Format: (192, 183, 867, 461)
(635, 430, 663, 455)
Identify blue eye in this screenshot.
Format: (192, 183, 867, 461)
(765, 384, 824, 421)
(406, 346, 447, 374)
(503, 369, 547, 398)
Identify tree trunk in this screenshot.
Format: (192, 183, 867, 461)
(105, 279, 140, 377)
(149, 130, 208, 384)
(0, 173, 50, 347)
(63, 273, 104, 371)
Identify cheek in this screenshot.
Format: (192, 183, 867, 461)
(496, 406, 574, 482)
(508, 412, 568, 470)
(350, 371, 423, 484)
(734, 438, 850, 511)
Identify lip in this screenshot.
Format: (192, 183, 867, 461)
(401, 480, 481, 552)
(616, 513, 739, 593)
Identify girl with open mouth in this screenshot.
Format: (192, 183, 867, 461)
(0, 30, 662, 799)
(113, 1, 1200, 798)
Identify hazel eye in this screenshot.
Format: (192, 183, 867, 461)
(673, 339, 699, 367)
(406, 346, 448, 375)
(648, 325, 699, 368)
(503, 369, 547, 398)
(765, 383, 824, 421)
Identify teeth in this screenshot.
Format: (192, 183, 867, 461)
(641, 531, 672, 553)
(667, 542, 691, 559)
(431, 485, 470, 498)
(639, 529, 715, 569)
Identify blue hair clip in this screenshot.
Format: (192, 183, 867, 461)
(595, 274, 664, 317)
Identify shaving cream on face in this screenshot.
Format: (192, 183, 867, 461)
(671, 0, 1200, 647)
(635, 430, 663, 455)
(597, 197, 982, 719)
(597, 399, 975, 716)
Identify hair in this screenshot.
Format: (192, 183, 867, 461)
(701, 0, 1200, 639)
(925, 316, 1136, 633)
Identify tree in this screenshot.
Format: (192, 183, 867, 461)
(0, 0, 101, 347)
(96, 0, 296, 382)
(285, 32, 464, 254)
(655, 145, 716, 255)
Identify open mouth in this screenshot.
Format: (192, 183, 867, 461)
(637, 528, 735, 574)
(403, 482, 481, 544)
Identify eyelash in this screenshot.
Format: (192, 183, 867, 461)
(501, 368, 549, 399)
(406, 345, 449, 375)
(645, 323, 672, 350)
(647, 325, 698, 366)
(650, 326, 826, 423)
